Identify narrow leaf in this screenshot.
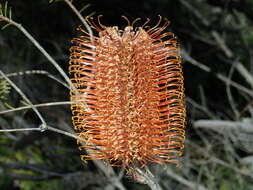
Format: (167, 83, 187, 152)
(4, 102, 14, 109)
(0, 4, 3, 15)
(9, 7, 11, 20)
(79, 4, 90, 14)
(4, 1, 8, 17)
(86, 12, 96, 18)
(1, 23, 11, 30)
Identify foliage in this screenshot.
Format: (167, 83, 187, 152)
(0, 79, 11, 101)
(0, 1, 12, 29)
(19, 179, 64, 190)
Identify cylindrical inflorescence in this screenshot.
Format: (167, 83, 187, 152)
(69, 17, 186, 168)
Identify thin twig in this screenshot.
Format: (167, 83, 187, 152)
(1, 14, 91, 113)
(189, 141, 253, 179)
(0, 101, 72, 114)
(0, 16, 73, 88)
(186, 97, 216, 119)
(226, 61, 240, 119)
(0, 70, 47, 130)
(135, 167, 163, 190)
(179, 0, 209, 26)
(194, 119, 253, 133)
(198, 85, 207, 109)
(0, 128, 40, 132)
(211, 31, 233, 58)
(46, 125, 84, 141)
(166, 169, 210, 190)
(64, 0, 94, 45)
(0, 70, 69, 89)
(179, 0, 234, 59)
(235, 62, 253, 88)
(181, 49, 253, 97)
(0, 125, 84, 142)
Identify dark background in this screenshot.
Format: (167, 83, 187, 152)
(1, 0, 253, 189)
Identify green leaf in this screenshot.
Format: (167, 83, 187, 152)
(9, 7, 11, 19)
(0, 1, 12, 20)
(49, 0, 62, 3)
(0, 4, 3, 15)
(4, 1, 8, 16)
(0, 79, 11, 101)
(87, 11, 96, 18)
(79, 4, 90, 13)
(3, 102, 14, 109)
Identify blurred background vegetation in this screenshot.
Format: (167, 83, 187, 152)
(1, 0, 253, 189)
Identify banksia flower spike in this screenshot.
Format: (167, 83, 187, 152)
(69, 16, 186, 169)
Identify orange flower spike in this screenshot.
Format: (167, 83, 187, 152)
(69, 16, 186, 169)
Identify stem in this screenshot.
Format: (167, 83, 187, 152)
(0, 70, 69, 89)
(0, 125, 84, 142)
(0, 128, 40, 132)
(64, 0, 94, 45)
(0, 101, 72, 115)
(0, 16, 73, 88)
(134, 167, 163, 190)
(0, 70, 46, 128)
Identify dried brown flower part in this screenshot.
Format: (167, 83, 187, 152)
(69, 17, 186, 168)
